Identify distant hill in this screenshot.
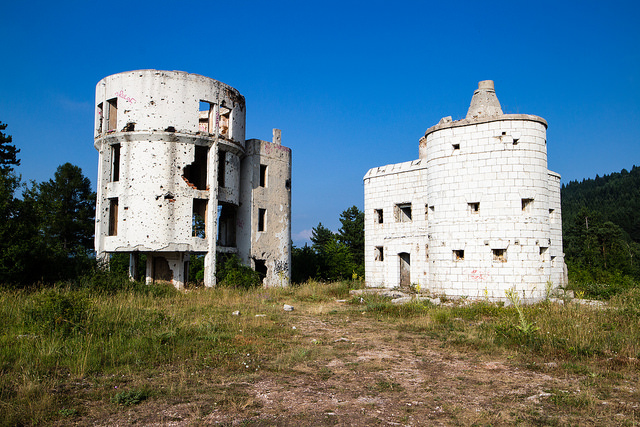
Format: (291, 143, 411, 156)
(562, 165, 640, 243)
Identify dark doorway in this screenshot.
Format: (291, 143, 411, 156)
(399, 252, 411, 288)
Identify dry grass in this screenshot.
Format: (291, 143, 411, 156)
(0, 282, 639, 426)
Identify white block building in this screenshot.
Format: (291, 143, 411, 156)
(94, 70, 291, 288)
(364, 81, 566, 302)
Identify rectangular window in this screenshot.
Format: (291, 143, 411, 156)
(110, 144, 120, 182)
(395, 203, 412, 222)
(375, 246, 384, 261)
(219, 106, 231, 137)
(218, 150, 226, 187)
(107, 98, 117, 131)
(258, 208, 266, 232)
(108, 198, 118, 236)
(492, 249, 506, 262)
(260, 164, 267, 187)
(468, 202, 479, 214)
(522, 198, 533, 212)
(453, 250, 464, 261)
(374, 209, 383, 224)
(97, 102, 103, 134)
(452, 143, 460, 151)
(192, 199, 207, 238)
(199, 101, 214, 133)
(217, 203, 237, 246)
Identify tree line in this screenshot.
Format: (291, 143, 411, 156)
(0, 122, 96, 287)
(561, 165, 640, 296)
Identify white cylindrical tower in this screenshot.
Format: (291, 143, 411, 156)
(94, 70, 246, 288)
(418, 81, 556, 301)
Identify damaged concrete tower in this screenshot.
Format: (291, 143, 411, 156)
(364, 80, 566, 302)
(94, 70, 291, 288)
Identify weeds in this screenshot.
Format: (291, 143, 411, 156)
(111, 387, 151, 406)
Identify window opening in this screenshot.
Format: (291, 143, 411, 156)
(374, 209, 383, 224)
(452, 143, 460, 151)
(217, 203, 237, 247)
(429, 205, 435, 214)
(108, 198, 118, 236)
(492, 249, 506, 262)
(97, 102, 103, 134)
(453, 250, 464, 261)
(285, 179, 291, 190)
(107, 98, 117, 131)
(258, 208, 266, 232)
(374, 246, 384, 261)
(522, 198, 534, 212)
(123, 122, 135, 132)
(540, 246, 548, 261)
(425, 244, 429, 260)
(395, 203, 412, 222)
(110, 144, 120, 182)
(260, 164, 267, 187)
(218, 150, 226, 188)
(219, 106, 231, 137)
(468, 202, 479, 214)
(192, 199, 207, 238)
(183, 145, 209, 190)
(199, 101, 214, 133)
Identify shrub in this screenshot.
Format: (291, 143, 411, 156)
(24, 289, 90, 336)
(217, 254, 261, 289)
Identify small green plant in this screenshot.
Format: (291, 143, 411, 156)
(111, 388, 150, 406)
(544, 280, 555, 300)
(25, 289, 90, 336)
(216, 254, 261, 289)
(505, 287, 539, 334)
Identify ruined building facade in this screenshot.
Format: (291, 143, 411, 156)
(364, 81, 566, 302)
(94, 70, 291, 288)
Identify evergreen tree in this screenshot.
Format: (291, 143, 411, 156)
(0, 121, 20, 171)
(338, 205, 364, 271)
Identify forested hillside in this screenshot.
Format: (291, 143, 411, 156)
(561, 165, 640, 295)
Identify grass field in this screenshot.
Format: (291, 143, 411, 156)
(1, 280, 639, 426)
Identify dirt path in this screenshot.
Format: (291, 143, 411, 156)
(81, 303, 626, 427)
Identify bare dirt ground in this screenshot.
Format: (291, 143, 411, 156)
(71, 303, 638, 426)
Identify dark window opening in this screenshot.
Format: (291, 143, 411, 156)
(192, 199, 207, 238)
(285, 179, 291, 190)
(217, 203, 237, 247)
(453, 250, 464, 261)
(522, 198, 534, 212)
(165, 126, 176, 132)
(374, 209, 383, 224)
(111, 143, 120, 182)
(452, 143, 460, 150)
(152, 256, 172, 283)
(395, 203, 412, 222)
(375, 246, 384, 261)
(468, 202, 479, 214)
(493, 249, 506, 262)
(108, 198, 118, 236)
(218, 150, 226, 188)
(260, 164, 267, 187)
(107, 98, 117, 131)
(123, 122, 135, 132)
(183, 145, 209, 190)
(254, 259, 267, 280)
(258, 208, 266, 232)
(97, 102, 103, 134)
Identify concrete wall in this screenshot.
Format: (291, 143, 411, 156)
(364, 81, 567, 302)
(238, 130, 292, 286)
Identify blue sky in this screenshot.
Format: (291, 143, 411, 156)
(1, 0, 639, 246)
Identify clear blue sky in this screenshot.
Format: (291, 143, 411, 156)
(1, 0, 639, 246)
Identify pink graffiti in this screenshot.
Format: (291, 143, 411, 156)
(115, 90, 136, 104)
(264, 142, 291, 155)
(469, 270, 487, 281)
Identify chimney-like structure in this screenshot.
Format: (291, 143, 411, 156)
(466, 80, 503, 119)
